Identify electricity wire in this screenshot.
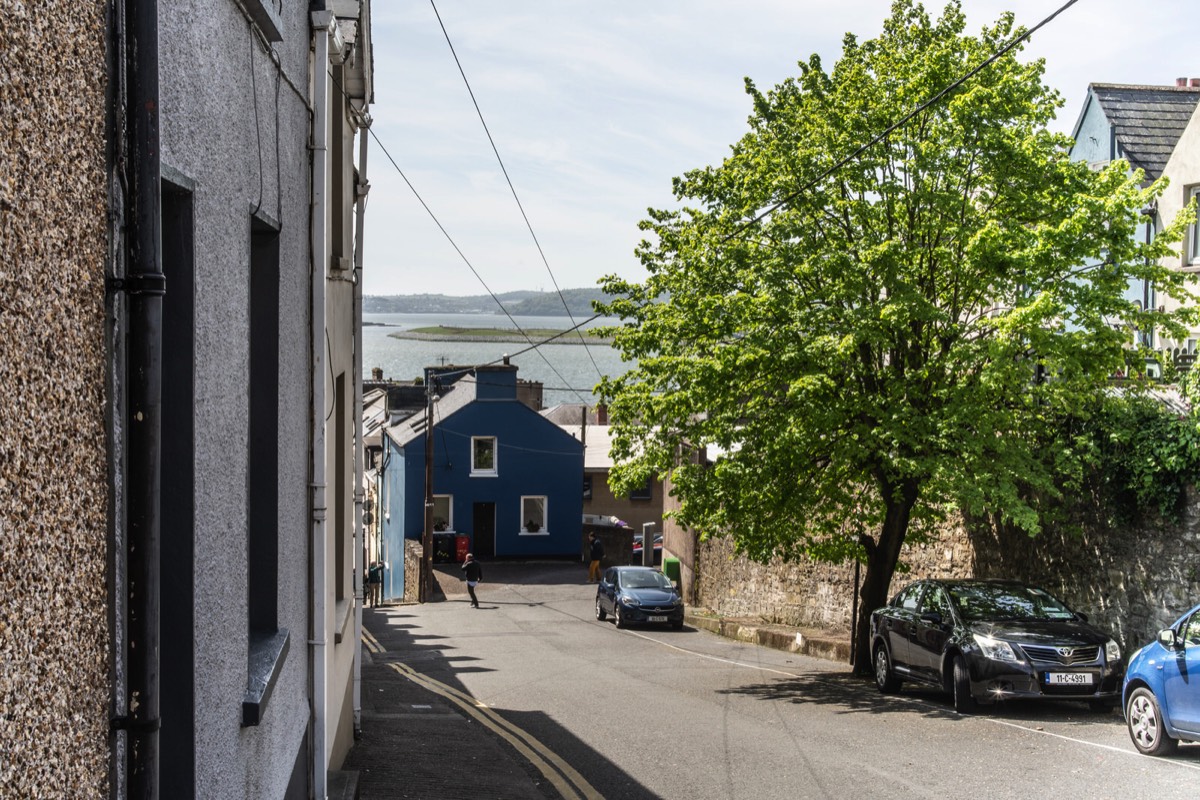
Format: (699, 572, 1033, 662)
(720, 0, 1082, 243)
(428, 0, 604, 381)
(327, 69, 593, 405)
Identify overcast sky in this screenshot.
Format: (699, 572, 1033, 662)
(361, 0, 1200, 298)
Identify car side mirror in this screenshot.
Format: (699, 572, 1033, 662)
(1158, 628, 1182, 650)
(919, 611, 943, 625)
(1073, 611, 1089, 623)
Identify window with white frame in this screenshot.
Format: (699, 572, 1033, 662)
(1189, 186, 1200, 267)
(471, 436, 497, 475)
(521, 496, 547, 533)
(432, 495, 452, 531)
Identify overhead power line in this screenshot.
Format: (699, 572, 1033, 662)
(721, 0, 1082, 243)
(428, 0, 605, 382)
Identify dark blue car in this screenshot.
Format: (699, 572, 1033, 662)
(595, 566, 684, 629)
(1123, 602, 1200, 755)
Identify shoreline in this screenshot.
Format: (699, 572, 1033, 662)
(387, 329, 614, 345)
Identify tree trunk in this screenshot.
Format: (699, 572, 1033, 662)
(852, 478, 919, 675)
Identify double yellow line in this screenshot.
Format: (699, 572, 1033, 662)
(362, 628, 603, 800)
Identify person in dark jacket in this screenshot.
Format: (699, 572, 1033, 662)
(588, 532, 604, 583)
(461, 553, 483, 608)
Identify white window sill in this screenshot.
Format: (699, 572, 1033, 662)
(519, 530, 549, 536)
(470, 471, 498, 478)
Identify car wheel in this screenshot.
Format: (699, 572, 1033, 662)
(671, 618, 684, 631)
(873, 644, 902, 693)
(1126, 686, 1178, 756)
(952, 655, 976, 713)
(595, 597, 606, 621)
(614, 605, 627, 629)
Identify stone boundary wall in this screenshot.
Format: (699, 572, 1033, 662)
(695, 523, 974, 633)
(970, 488, 1200, 651)
(695, 489, 1200, 651)
(405, 539, 423, 603)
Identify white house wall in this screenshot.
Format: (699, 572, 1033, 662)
(1156, 105, 1200, 342)
(159, 0, 314, 795)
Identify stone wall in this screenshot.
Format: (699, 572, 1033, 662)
(970, 488, 1200, 652)
(692, 491, 1200, 652)
(695, 521, 974, 632)
(0, 2, 110, 797)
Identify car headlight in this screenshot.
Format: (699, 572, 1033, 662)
(1105, 639, 1121, 662)
(619, 595, 641, 607)
(973, 634, 1020, 663)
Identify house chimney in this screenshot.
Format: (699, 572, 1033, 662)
(1177, 77, 1188, 87)
(1192, 78, 1200, 88)
(597, 403, 608, 425)
(371, 366, 383, 381)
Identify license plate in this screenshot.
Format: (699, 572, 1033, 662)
(1045, 672, 1093, 685)
(648, 615, 667, 623)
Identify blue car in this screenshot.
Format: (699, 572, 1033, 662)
(595, 566, 684, 629)
(1123, 602, 1200, 755)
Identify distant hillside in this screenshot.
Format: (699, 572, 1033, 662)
(364, 288, 608, 316)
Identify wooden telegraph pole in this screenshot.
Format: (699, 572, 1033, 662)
(421, 379, 434, 601)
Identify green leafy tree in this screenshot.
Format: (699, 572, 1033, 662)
(596, 0, 1197, 673)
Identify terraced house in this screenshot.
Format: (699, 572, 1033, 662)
(1, 1, 375, 797)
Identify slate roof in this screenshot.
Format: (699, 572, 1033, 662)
(1089, 83, 1200, 179)
(389, 376, 478, 448)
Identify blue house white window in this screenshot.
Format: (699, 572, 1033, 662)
(433, 494, 452, 531)
(521, 496, 547, 534)
(471, 436, 497, 476)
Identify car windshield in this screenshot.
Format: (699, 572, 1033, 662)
(620, 571, 671, 590)
(948, 584, 1076, 622)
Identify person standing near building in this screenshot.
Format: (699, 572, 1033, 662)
(461, 553, 482, 608)
(587, 532, 604, 583)
(367, 560, 383, 607)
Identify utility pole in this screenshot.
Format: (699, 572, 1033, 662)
(422, 378, 434, 602)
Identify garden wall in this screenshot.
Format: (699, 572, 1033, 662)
(691, 488, 1200, 650)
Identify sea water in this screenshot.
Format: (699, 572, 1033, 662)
(362, 312, 632, 407)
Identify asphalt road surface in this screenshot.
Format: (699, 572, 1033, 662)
(379, 562, 1200, 800)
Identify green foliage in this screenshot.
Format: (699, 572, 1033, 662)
(595, 0, 1197, 582)
(1086, 388, 1200, 521)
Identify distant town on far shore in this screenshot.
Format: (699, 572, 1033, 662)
(364, 287, 608, 317)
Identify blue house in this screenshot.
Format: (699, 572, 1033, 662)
(379, 363, 584, 565)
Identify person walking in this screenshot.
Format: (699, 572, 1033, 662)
(461, 553, 482, 608)
(587, 532, 604, 583)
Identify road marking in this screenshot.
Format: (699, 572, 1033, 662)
(622, 628, 1200, 771)
(621, 628, 812, 678)
(983, 718, 1200, 771)
(364, 632, 603, 800)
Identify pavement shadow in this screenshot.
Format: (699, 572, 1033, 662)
(358, 605, 662, 800)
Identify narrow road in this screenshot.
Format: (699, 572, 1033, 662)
(373, 562, 1199, 799)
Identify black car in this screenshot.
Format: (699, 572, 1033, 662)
(870, 579, 1123, 712)
(596, 566, 684, 629)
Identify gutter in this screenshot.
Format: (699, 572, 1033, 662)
(352, 112, 371, 736)
(310, 8, 333, 799)
(116, 0, 164, 796)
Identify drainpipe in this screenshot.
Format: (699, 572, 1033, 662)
(352, 112, 371, 736)
(310, 8, 332, 799)
(121, 0, 163, 796)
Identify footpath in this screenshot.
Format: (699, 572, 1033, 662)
(342, 565, 850, 800)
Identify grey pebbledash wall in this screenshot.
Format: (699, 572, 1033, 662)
(693, 488, 1200, 651)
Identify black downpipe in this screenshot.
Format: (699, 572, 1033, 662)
(125, 0, 163, 795)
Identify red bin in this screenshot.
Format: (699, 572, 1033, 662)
(455, 535, 470, 563)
